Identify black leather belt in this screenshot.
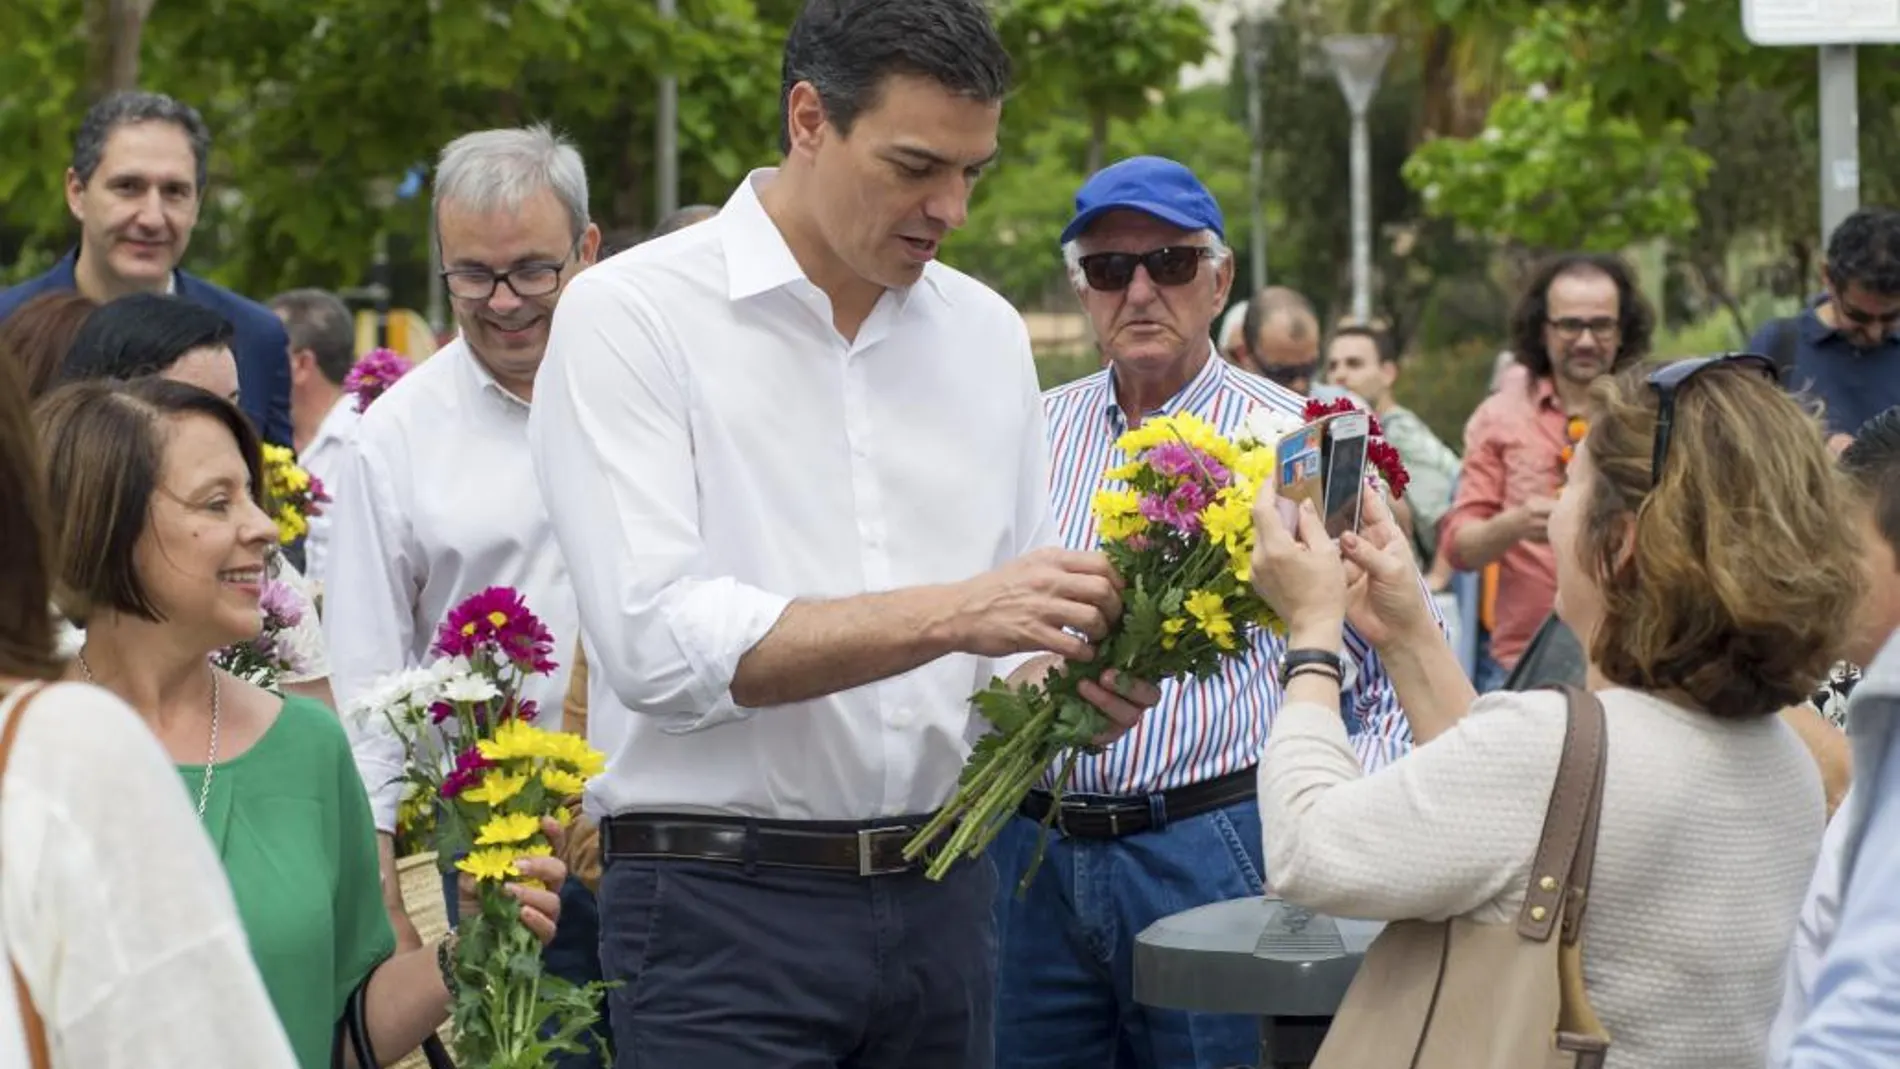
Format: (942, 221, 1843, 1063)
(1018, 767, 1257, 840)
(600, 813, 934, 877)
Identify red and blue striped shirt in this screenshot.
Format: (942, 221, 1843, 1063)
(1042, 354, 1417, 796)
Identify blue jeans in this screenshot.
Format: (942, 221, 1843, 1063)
(991, 799, 1266, 1069)
(443, 871, 612, 1068)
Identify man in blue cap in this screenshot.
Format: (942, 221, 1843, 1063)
(992, 156, 1417, 1069)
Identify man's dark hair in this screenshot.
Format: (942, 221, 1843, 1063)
(1842, 406, 1900, 554)
(1241, 286, 1318, 359)
(269, 288, 356, 387)
(60, 293, 233, 385)
(1509, 252, 1654, 379)
(72, 90, 212, 193)
(1328, 323, 1395, 365)
(778, 0, 1011, 153)
(1825, 208, 1900, 297)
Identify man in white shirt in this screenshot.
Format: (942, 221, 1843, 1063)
(323, 125, 607, 1066)
(268, 287, 360, 586)
(528, 3, 1158, 1067)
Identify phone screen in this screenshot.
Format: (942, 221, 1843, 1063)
(1322, 414, 1370, 539)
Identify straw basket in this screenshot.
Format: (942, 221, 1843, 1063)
(392, 851, 455, 1069)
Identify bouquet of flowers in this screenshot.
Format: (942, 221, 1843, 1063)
(905, 405, 1410, 889)
(213, 577, 312, 689)
(343, 347, 415, 413)
(350, 586, 611, 1068)
(260, 443, 329, 545)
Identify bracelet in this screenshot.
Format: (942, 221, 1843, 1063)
(436, 930, 459, 997)
(1286, 663, 1342, 686)
(1280, 647, 1344, 687)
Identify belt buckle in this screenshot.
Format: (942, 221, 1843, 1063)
(857, 827, 909, 877)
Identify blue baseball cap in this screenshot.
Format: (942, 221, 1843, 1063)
(1060, 156, 1226, 246)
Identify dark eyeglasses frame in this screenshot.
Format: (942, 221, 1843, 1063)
(1076, 246, 1218, 292)
(440, 245, 579, 302)
(1645, 352, 1779, 488)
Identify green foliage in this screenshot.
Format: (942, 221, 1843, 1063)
(1402, 6, 1711, 252)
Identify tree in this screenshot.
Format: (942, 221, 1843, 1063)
(992, 0, 1211, 173)
(86, 0, 157, 96)
(1400, 6, 1711, 253)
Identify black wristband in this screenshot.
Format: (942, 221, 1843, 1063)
(1280, 647, 1344, 687)
(1286, 663, 1342, 685)
(437, 930, 460, 997)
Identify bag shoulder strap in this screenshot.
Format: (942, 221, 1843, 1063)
(1768, 317, 1801, 384)
(1516, 685, 1608, 943)
(0, 682, 52, 1069)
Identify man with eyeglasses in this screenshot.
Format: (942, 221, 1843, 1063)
(325, 125, 610, 1068)
(1749, 207, 1900, 449)
(1442, 252, 1653, 689)
(1231, 285, 1358, 406)
(997, 156, 1415, 1069)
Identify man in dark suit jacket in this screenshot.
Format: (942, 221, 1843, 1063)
(0, 90, 291, 445)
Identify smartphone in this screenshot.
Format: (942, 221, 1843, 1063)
(1321, 413, 1370, 540)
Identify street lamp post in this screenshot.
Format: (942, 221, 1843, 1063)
(1321, 34, 1394, 324)
(1241, 9, 1268, 292)
(657, 0, 680, 220)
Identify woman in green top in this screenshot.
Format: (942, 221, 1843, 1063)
(34, 378, 568, 1067)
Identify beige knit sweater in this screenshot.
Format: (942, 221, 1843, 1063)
(1260, 687, 1826, 1069)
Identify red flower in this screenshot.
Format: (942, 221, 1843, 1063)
(439, 747, 495, 799)
(1367, 439, 1410, 498)
(1303, 396, 1384, 438)
(432, 586, 559, 676)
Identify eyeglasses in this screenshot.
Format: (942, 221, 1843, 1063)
(440, 251, 576, 301)
(1645, 353, 1779, 487)
(1076, 246, 1216, 291)
(1548, 317, 1620, 340)
(1831, 294, 1900, 328)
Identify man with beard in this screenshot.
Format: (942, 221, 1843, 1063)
(1749, 207, 1900, 449)
(1442, 252, 1653, 687)
(323, 125, 608, 1067)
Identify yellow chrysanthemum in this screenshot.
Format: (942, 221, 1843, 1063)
(540, 767, 589, 797)
(1201, 491, 1252, 555)
(474, 811, 542, 846)
(455, 847, 521, 884)
(1117, 412, 1241, 472)
(543, 733, 608, 778)
(462, 770, 529, 807)
(1091, 487, 1148, 541)
(477, 717, 561, 762)
(1232, 445, 1275, 491)
(1161, 616, 1186, 651)
(1185, 588, 1237, 650)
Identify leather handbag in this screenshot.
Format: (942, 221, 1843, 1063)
(0, 683, 50, 1069)
(333, 970, 458, 1068)
(1311, 685, 1613, 1069)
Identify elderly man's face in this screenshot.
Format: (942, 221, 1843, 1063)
(1073, 209, 1232, 379)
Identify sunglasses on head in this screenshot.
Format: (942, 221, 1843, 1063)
(1645, 353, 1779, 487)
(1077, 246, 1216, 291)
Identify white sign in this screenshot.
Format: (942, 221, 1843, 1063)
(1744, 0, 1900, 45)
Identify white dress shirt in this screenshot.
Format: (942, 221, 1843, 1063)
(325, 338, 576, 831)
(529, 170, 1052, 822)
(298, 394, 361, 588)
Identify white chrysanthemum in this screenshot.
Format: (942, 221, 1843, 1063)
(441, 673, 500, 705)
(1238, 406, 1307, 449)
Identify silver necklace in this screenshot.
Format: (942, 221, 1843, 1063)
(77, 649, 220, 818)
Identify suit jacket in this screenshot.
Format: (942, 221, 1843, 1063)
(0, 250, 293, 445)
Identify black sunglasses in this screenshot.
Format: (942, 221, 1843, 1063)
(1076, 246, 1216, 291)
(1645, 353, 1779, 487)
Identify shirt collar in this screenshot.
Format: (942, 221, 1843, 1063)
(1101, 350, 1229, 432)
(55, 247, 178, 296)
(307, 395, 360, 452)
(457, 342, 533, 411)
(1529, 372, 1563, 412)
(718, 168, 946, 306)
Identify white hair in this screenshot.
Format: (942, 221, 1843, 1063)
(434, 124, 590, 243)
(1062, 230, 1231, 291)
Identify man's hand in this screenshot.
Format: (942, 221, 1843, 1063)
(455, 818, 569, 945)
(941, 548, 1125, 662)
(1507, 497, 1556, 545)
(1007, 656, 1161, 746)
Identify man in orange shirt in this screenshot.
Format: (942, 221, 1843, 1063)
(1443, 253, 1653, 687)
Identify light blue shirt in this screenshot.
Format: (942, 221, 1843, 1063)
(1789, 631, 1900, 1067)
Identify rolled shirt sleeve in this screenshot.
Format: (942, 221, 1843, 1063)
(529, 271, 792, 734)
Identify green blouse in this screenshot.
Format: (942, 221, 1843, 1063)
(179, 695, 396, 1069)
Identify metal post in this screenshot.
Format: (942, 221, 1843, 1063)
(426, 203, 445, 335)
(656, 0, 680, 220)
(1818, 44, 1860, 243)
(1322, 35, 1394, 326)
(1244, 17, 1267, 292)
(1348, 108, 1372, 323)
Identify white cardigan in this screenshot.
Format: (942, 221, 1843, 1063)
(1260, 687, 1825, 1069)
